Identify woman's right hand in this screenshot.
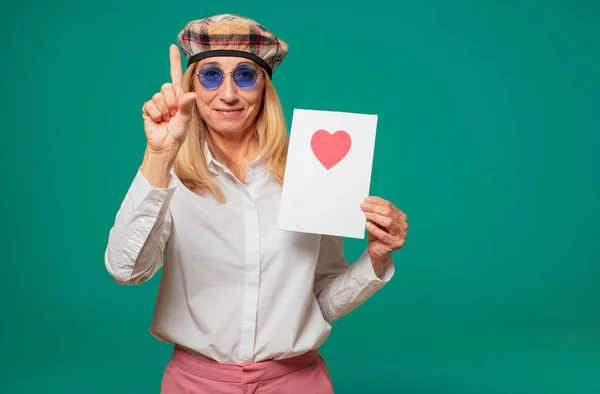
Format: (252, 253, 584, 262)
(142, 44, 197, 154)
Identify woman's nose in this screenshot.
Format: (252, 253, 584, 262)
(219, 73, 238, 102)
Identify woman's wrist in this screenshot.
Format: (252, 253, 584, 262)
(140, 147, 178, 188)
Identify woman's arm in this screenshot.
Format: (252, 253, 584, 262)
(313, 235, 395, 323)
(104, 155, 177, 285)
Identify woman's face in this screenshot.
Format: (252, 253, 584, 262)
(192, 56, 266, 136)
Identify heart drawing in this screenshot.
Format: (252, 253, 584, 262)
(310, 129, 352, 170)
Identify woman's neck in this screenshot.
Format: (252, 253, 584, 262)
(208, 127, 260, 181)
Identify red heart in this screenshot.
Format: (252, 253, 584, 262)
(311, 129, 352, 170)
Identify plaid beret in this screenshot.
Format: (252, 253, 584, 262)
(177, 14, 288, 78)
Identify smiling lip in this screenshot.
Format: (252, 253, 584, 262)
(214, 108, 244, 117)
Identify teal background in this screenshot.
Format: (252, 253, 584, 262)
(1, 0, 599, 393)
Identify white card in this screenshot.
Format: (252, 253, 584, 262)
(277, 108, 378, 239)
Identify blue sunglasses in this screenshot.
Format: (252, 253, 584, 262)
(197, 64, 260, 90)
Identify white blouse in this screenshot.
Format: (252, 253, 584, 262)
(104, 147, 395, 363)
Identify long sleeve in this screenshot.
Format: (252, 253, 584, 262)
(313, 234, 395, 323)
(104, 169, 177, 285)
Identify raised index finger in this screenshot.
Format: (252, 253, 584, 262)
(169, 44, 183, 88)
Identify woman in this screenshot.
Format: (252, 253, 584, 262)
(105, 14, 409, 393)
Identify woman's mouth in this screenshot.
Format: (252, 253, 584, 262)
(214, 108, 244, 117)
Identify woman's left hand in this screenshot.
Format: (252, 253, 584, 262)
(360, 196, 409, 271)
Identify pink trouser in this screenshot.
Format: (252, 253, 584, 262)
(161, 345, 335, 393)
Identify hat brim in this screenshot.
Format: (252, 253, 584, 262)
(188, 50, 273, 78)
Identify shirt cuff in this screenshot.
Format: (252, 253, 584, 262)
(129, 168, 178, 216)
(350, 248, 395, 284)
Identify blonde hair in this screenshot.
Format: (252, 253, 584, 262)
(174, 64, 289, 203)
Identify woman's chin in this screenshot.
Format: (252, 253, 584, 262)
(211, 122, 249, 135)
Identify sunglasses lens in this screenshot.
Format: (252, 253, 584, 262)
(198, 65, 223, 89)
(233, 65, 258, 88)
(198, 64, 259, 89)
